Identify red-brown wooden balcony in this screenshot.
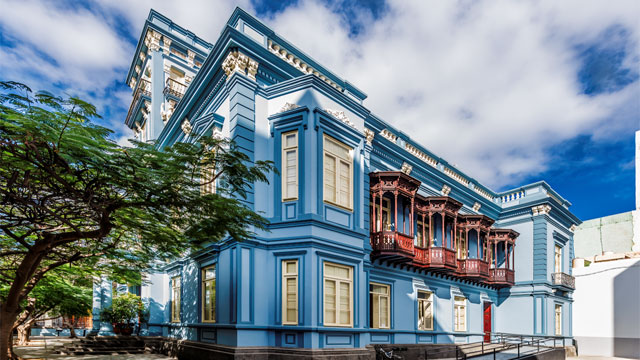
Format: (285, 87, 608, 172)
(370, 230, 414, 261)
(413, 246, 457, 270)
(488, 268, 515, 287)
(457, 258, 490, 279)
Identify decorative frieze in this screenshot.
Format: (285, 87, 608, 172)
(405, 143, 438, 168)
(267, 39, 343, 91)
(473, 202, 481, 212)
(324, 108, 355, 128)
(443, 166, 469, 186)
(181, 118, 192, 135)
(531, 204, 551, 216)
(379, 129, 397, 143)
(364, 128, 375, 145)
(441, 184, 451, 196)
(278, 103, 300, 113)
(401, 162, 413, 175)
(222, 50, 259, 81)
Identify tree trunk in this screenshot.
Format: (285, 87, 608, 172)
(0, 308, 17, 360)
(16, 325, 30, 346)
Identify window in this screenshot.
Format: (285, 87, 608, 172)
(171, 276, 181, 323)
(417, 291, 433, 330)
(554, 245, 562, 273)
(282, 260, 298, 325)
(201, 164, 216, 195)
(416, 217, 429, 247)
(323, 262, 353, 327)
(370, 198, 390, 232)
(282, 131, 298, 201)
(555, 304, 562, 335)
(456, 230, 467, 259)
(202, 266, 216, 323)
(454, 296, 466, 331)
(370, 283, 390, 329)
(323, 135, 353, 210)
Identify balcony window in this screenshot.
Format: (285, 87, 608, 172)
(369, 283, 390, 329)
(456, 229, 467, 259)
(323, 262, 353, 327)
(370, 198, 390, 232)
(201, 266, 216, 323)
(282, 260, 298, 325)
(323, 135, 352, 210)
(417, 291, 433, 330)
(416, 217, 429, 247)
(282, 131, 298, 201)
(554, 245, 562, 273)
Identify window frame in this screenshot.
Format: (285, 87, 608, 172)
(456, 229, 467, 259)
(323, 262, 353, 327)
(369, 282, 391, 329)
(281, 130, 299, 201)
(282, 259, 299, 325)
(171, 276, 181, 323)
(323, 135, 353, 211)
(454, 296, 467, 332)
(201, 265, 216, 323)
(554, 304, 562, 335)
(554, 245, 563, 273)
(417, 290, 434, 331)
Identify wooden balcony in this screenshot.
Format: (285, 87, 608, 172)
(488, 268, 515, 287)
(457, 258, 490, 279)
(412, 247, 457, 271)
(551, 272, 575, 290)
(370, 231, 414, 261)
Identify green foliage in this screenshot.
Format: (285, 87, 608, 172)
(101, 293, 144, 324)
(0, 80, 274, 334)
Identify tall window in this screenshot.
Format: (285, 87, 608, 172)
(554, 245, 562, 273)
(456, 230, 467, 259)
(454, 296, 466, 331)
(324, 262, 353, 327)
(369, 283, 390, 329)
(171, 276, 181, 323)
(282, 131, 298, 201)
(202, 266, 216, 323)
(370, 198, 390, 232)
(201, 165, 216, 194)
(323, 135, 353, 210)
(555, 304, 562, 335)
(416, 217, 429, 247)
(282, 260, 298, 325)
(417, 291, 433, 330)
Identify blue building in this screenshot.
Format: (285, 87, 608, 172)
(92, 7, 581, 357)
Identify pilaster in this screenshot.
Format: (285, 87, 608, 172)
(532, 206, 550, 281)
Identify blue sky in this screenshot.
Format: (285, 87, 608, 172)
(0, 0, 637, 221)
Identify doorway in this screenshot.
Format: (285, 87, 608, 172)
(483, 302, 492, 342)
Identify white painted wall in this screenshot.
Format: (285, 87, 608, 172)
(572, 258, 640, 358)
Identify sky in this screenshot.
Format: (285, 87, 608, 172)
(0, 0, 637, 221)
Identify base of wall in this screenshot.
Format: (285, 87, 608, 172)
(575, 336, 640, 359)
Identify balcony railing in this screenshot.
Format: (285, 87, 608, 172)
(457, 258, 489, 278)
(551, 272, 575, 289)
(164, 78, 187, 98)
(489, 268, 515, 287)
(370, 231, 414, 258)
(125, 79, 151, 125)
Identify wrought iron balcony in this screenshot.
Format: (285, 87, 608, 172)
(457, 258, 490, 279)
(164, 78, 187, 98)
(551, 272, 575, 290)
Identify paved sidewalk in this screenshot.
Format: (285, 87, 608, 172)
(13, 338, 171, 360)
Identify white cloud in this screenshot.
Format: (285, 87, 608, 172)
(0, 0, 637, 191)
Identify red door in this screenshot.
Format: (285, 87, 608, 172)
(483, 302, 492, 342)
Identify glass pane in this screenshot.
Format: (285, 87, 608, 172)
(380, 296, 388, 328)
(324, 155, 336, 202)
(339, 161, 350, 207)
(285, 133, 297, 147)
(339, 282, 350, 324)
(286, 261, 297, 274)
(371, 294, 379, 328)
(325, 280, 336, 323)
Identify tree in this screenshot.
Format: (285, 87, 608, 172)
(0, 81, 274, 359)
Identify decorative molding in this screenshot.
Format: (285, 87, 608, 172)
(267, 39, 342, 91)
(139, 52, 146, 62)
(278, 102, 300, 113)
(181, 118, 192, 135)
(401, 162, 413, 175)
(405, 143, 438, 168)
(211, 126, 224, 140)
(441, 184, 451, 196)
(187, 50, 196, 67)
(144, 29, 162, 52)
(569, 224, 577, 232)
(473, 202, 481, 212)
(221, 50, 258, 82)
(474, 186, 494, 201)
(324, 108, 355, 128)
(379, 129, 397, 143)
(162, 36, 172, 55)
(161, 100, 175, 123)
(443, 166, 470, 186)
(532, 204, 551, 216)
(364, 128, 375, 145)
(185, 75, 193, 85)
